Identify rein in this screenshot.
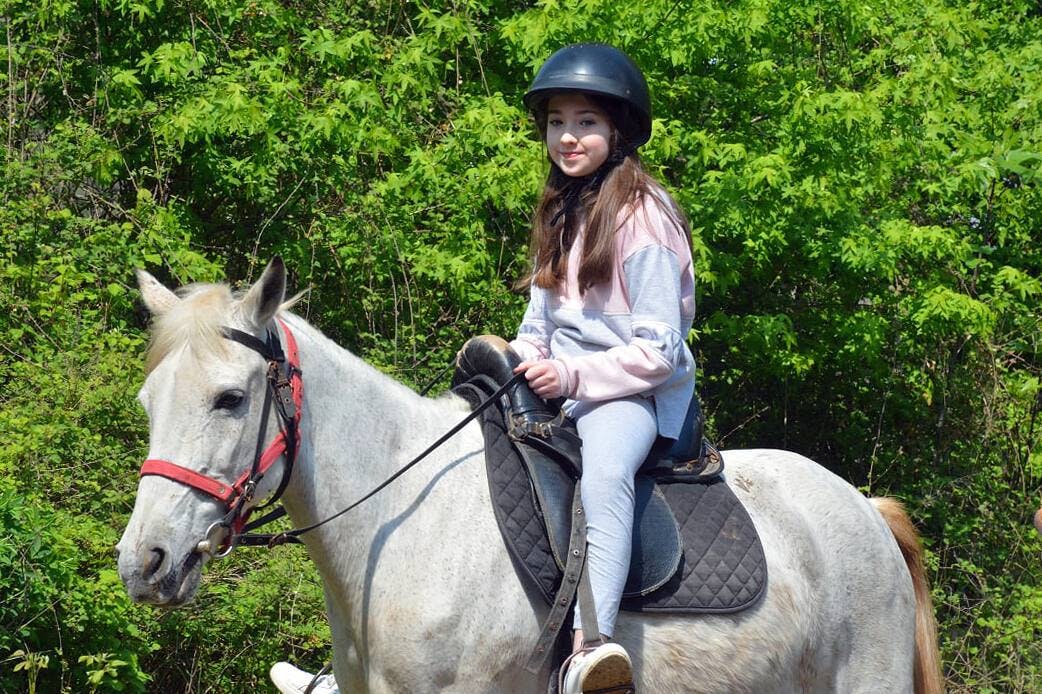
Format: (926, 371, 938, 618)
(140, 318, 522, 557)
(243, 372, 524, 549)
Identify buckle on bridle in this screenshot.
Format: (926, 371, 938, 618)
(268, 359, 297, 422)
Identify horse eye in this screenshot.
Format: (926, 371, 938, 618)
(214, 390, 245, 411)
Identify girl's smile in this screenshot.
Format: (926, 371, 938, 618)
(546, 93, 612, 177)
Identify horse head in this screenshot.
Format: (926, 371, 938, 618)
(117, 258, 296, 606)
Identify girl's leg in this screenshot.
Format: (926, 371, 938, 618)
(568, 395, 658, 641)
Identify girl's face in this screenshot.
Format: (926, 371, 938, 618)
(545, 93, 613, 178)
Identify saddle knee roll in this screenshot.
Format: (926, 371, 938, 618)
(454, 335, 582, 475)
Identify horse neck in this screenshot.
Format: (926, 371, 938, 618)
(275, 313, 475, 570)
(270, 317, 533, 681)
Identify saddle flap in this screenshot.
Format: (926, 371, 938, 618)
(622, 476, 683, 597)
(521, 448, 683, 597)
(517, 444, 576, 570)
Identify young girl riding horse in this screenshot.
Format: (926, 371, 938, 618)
(271, 43, 696, 694)
(508, 43, 696, 694)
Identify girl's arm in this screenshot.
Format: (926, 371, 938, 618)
(510, 285, 555, 362)
(552, 244, 686, 400)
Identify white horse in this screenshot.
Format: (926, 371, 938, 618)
(117, 259, 943, 693)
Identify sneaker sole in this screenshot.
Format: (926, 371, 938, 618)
(581, 651, 634, 693)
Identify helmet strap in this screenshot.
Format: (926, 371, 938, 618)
(548, 150, 628, 229)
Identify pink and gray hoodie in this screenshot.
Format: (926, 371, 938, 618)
(510, 188, 696, 439)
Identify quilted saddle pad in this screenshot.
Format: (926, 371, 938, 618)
(620, 480, 766, 613)
(455, 381, 767, 614)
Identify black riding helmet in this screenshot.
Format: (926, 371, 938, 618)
(523, 43, 652, 148)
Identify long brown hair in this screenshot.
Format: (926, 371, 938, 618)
(523, 94, 690, 293)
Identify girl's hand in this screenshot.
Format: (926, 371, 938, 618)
(514, 360, 564, 399)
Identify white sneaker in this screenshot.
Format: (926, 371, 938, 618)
(561, 643, 634, 694)
(269, 662, 340, 694)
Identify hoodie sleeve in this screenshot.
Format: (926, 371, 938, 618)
(509, 284, 555, 362)
(552, 244, 686, 401)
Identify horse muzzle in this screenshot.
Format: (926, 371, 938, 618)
(116, 539, 204, 606)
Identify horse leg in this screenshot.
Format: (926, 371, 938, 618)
(326, 595, 365, 693)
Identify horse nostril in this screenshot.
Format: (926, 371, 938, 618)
(143, 547, 166, 580)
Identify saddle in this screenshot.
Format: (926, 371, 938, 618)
(454, 335, 724, 482)
(452, 336, 766, 611)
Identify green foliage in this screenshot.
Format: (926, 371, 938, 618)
(1, 0, 1041, 690)
(0, 482, 153, 692)
(7, 649, 49, 694)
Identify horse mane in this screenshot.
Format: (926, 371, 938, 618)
(145, 282, 306, 375)
(145, 283, 234, 375)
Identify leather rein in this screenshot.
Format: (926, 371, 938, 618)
(138, 319, 521, 558)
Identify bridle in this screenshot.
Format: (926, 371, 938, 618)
(138, 316, 522, 559)
(139, 318, 303, 558)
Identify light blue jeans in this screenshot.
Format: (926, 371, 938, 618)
(564, 395, 658, 638)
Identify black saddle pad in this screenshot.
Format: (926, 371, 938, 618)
(621, 480, 766, 612)
(455, 380, 767, 614)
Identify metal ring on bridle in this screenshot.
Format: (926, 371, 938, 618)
(196, 520, 237, 558)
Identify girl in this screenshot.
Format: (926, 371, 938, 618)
(510, 43, 696, 694)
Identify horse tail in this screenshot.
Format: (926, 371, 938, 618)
(871, 497, 944, 694)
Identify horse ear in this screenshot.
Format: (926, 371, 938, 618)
(136, 269, 180, 316)
(241, 257, 286, 328)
